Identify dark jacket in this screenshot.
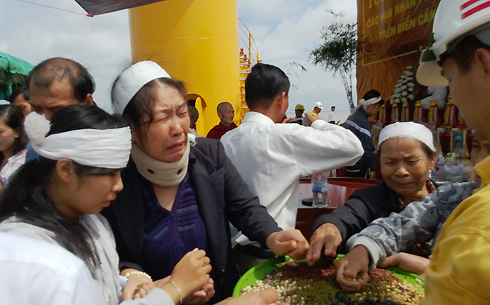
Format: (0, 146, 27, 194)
(312, 182, 402, 253)
(102, 138, 281, 302)
(342, 107, 376, 171)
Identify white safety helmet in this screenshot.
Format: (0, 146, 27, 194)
(314, 102, 323, 109)
(417, 0, 490, 87)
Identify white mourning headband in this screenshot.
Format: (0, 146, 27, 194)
(359, 96, 382, 106)
(24, 112, 131, 169)
(378, 122, 435, 151)
(112, 61, 171, 114)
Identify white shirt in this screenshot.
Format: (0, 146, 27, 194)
(0, 232, 104, 305)
(221, 112, 363, 246)
(0, 149, 26, 185)
(327, 111, 337, 123)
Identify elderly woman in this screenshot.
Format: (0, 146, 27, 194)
(331, 133, 490, 292)
(337, 135, 490, 291)
(306, 122, 437, 266)
(103, 61, 308, 304)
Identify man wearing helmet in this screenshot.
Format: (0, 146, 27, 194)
(289, 104, 307, 125)
(417, 0, 490, 303)
(310, 102, 323, 116)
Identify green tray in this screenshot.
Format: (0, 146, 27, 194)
(233, 255, 425, 297)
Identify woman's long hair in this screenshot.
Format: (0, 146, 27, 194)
(0, 104, 28, 165)
(0, 104, 126, 277)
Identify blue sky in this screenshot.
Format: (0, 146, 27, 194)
(2, 0, 357, 113)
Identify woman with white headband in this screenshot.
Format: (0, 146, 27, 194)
(105, 61, 308, 304)
(307, 122, 437, 261)
(332, 132, 490, 292)
(342, 89, 385, 178)
(0, 104, 213, 305)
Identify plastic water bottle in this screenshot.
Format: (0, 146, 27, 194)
(312, 172, 329, 208)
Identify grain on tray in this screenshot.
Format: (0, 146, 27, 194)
(240, 261, 424, 305)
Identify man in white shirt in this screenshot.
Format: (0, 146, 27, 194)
(221, 63, 363, 271)
(328, 106, 338, 124)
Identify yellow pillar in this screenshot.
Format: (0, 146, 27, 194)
(129, 0, 239, 136)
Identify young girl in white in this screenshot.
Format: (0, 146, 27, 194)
(0, 104, 211, 305)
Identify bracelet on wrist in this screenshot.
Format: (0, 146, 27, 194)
(168, 279, 183, 305)
(123, 270, 152, 281)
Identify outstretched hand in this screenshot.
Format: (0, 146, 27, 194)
(306, 223, 342, 265)
(266, 230, 309, 260)
(379, 252, 429, 278)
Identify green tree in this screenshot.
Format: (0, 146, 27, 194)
(310, 21, 359, 110)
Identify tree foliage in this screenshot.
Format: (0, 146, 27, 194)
(310, 22, 359, 110)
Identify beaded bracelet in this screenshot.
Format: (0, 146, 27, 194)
(123, 270, 152, 281)
(168, 280, 183, 305)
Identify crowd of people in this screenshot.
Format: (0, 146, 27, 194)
(2, 0, 490, 304)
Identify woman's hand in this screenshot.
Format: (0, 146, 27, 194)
(266, 230, 309, 260)
(306, 223, 342, 266)
(182, 278, 215, 305)
(334, 246, 370, 292)
(156, 248, 212, 303)
(379, 253, 429, 278)
(155, 275, 214, 305)
(217, 288, 288, 305)
(121, 270, 155, 300)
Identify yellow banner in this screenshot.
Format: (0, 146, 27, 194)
(357, 0, 440, 102)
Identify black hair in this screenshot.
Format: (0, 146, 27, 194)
(364, 89, 384, 104)
(27, 57, 95, 103)
(9, 85, 29, 102)
(245, 63, 290, 110)
(448, 35, 490, 74)
(362, 89, 384, 109)
(0, 103, 126, 278)
(0, 104, 28, 165)
(378, 139, 435, 159)
(111, 76, 186, 141)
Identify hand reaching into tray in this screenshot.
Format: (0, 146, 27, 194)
(307, 223, 342, 265)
